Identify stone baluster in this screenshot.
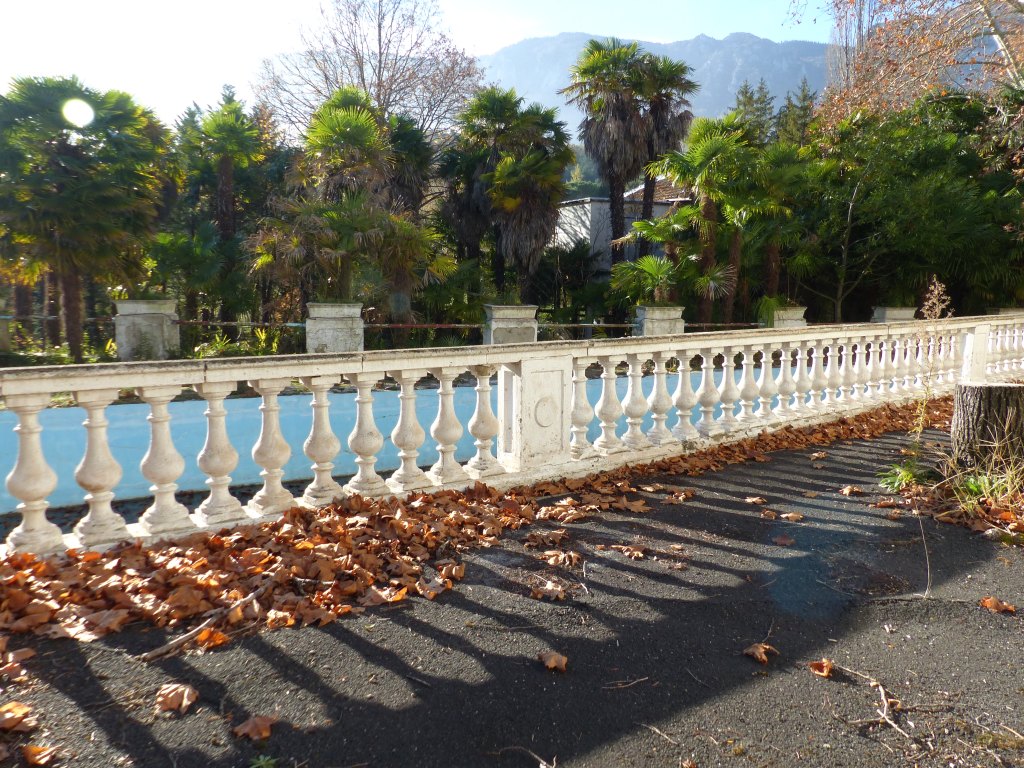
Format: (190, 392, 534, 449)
(387, 369, 430, 493)
(737, 347, 760, 424)
(808, 344, 828, 412)
(860, 339, 876, 402)
(4, 394, 64, 553)
(905, 335, 922, 391)
(824, 340, 842, 406)
(72, 389, 130, 548)
(991, 328, 1004, 374)
(622, 354, 652, 450)
(696, 352, 721, 437)
(775, 346, 797, 417)
(672, 353, 701, 442)
(944, 333, 960, 387)
(1012, 324, 1022, 370)
(343, 372, 388, 497)
(298, 376, 343, 507)
(593, 356, 626, 454)
(426, 367, 470, 485)
(717, 348, 740, 432)
(570, 358, 596, 459)
(840, 340, 859, 402)
(645, 352, 675, 445)
(792, 345, 812, 415)
(890, 336, 908, 393)
(985, 328, 996, 376)
(466, 365, 504, 478)
(757, 347, 780, 423)
(137, 385, 196, 536)
(245, 378, 295, 519)
(191, 382, 246, 526)
(874, 339, 891, 397)
(1000, 327, 1012, 373)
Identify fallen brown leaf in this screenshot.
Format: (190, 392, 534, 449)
(156, 683, 199, 714)
(810, 451, 829, 461)
(839, 485, 864, 496)
(779, 512, 805, 522)
(802, 491, 819, 499)
(232, 714, 277, 740)
(0, 701, 35, 732)
(979, 596, 1017, 614)
(745, 496, 768, 505)
(809, 658, 834, 678)
(530, 581, 566, 601)
(760, 509, 778, 520)
(772, 534, 795, 547)
(538, 650, 568, 672)
(22, 745, 59, 766)
(743, 643, 779, 665)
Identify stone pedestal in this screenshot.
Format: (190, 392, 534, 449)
(773, 306, 808, 328)
(305, 303, 363, 354)
(871, 306, 917, 323)
(633, 306, 685, 336)
(114, 300, 179, 361)
(484, 305, 538, 345)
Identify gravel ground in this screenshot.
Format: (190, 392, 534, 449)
(2, 429, 1022, 768)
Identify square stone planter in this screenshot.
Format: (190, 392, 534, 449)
(484, 305, 538, 345)
(633, 306, 685, 336)
(306, 303, 364, 353)
(871, 306, 917, 323)
(772, 306, 807, 328)
(114, 299, 180, 360)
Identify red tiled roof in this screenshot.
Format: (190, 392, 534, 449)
(624, 177, 693, 202)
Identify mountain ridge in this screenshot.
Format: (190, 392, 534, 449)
(479, 31, 828, 130)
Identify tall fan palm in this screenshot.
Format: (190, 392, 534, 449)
(561, 38, 647, 262)
(488, 105, 573, 301)
(635, 54, 699, 234)
(651, 113, 750, 324)
(0, 76, 166, 360)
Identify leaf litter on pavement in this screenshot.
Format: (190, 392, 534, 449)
(0, 397, 960, 660)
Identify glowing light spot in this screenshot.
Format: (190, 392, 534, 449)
(62, 99, 94, 128)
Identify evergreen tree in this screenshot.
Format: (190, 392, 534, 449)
(730, 79, 775, 145)
(776, 78, 817, 146)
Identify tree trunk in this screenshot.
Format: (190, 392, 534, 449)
(722, 228, 742, 324)
(638, 170, 657, 258)
(765, 241, 781, 298)
(951, 383, 1024, 468)
(59, 270, 85, 363)
(43, 273, 61, 349)
(697, 194, 718, 326)
(13, 282, 33, 345)
(609, 174, 626, 265)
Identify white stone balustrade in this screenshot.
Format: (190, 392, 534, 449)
(2, 315, 1023, 555)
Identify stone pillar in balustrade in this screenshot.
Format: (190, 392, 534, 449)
(114, 300, 180, 361)
(305, 303, 364, 353)
(633, 306, 685, 336)
(871, 307, 917, 323)
(483, 305, 538, 345)
(496, 354, 574, 473)
(773, 306, 808, 328)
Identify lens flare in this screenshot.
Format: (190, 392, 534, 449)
(62, 99, 95, 128)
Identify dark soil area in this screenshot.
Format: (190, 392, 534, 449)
(2, 430, 1022, 768)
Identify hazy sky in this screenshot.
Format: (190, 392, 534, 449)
(0, 0, 830, 124)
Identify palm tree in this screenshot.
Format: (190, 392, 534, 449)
(487, 105, 573, 302)
(0, 76, 166, 361)
(634, 53, 699, 249)
(440, 88, 572, 299)
(561, 38, 648, 262)
(651, 113, 750, 324)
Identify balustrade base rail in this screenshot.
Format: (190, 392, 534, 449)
(1, 315, 1019, 556)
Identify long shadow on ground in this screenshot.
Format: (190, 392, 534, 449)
(8, 430, 1024, 768)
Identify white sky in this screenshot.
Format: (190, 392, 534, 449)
(0, 0, 830, 125)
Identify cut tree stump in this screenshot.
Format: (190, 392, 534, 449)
(951, 382, 1024, 467)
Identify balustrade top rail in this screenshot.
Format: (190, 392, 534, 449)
(1, 313, 1020, 557)
(0, 315, 1008, 397)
